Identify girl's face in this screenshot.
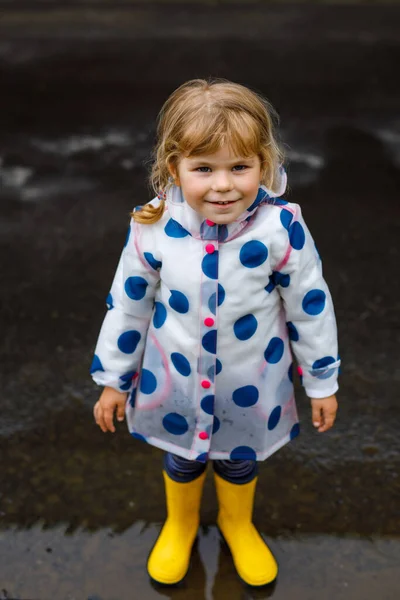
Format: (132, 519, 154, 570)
(170, 144, 262, 225)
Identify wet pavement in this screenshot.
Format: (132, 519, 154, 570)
(1, 4, 400, 599)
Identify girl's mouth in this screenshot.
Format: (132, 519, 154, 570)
(207, 200, 237, 207)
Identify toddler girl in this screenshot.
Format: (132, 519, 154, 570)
(91, 79, 339, 587)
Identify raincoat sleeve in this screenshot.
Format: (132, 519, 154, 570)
(275, 203, 340, 398)
(90, 216, 160, 393)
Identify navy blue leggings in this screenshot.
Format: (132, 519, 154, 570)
(164, 452, 257, 485)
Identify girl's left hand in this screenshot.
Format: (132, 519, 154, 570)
(310, 395, 338, 433)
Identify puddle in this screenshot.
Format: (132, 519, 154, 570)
(1, 524, 399, 600)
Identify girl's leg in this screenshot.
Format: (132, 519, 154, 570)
(213, 458, 257, 484)
(164, 451, 207, 482)
(213, 459, 278, 586)
(147, 453, 207, 585)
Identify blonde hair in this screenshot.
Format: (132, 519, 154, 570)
(133, 78, 284, 224)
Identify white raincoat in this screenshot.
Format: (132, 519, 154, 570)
(91, 171, 340, 462)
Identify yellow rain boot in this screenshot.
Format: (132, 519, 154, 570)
(147, 470, 206, 585)
(214, 473, 278, 586)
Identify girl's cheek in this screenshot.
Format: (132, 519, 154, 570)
(188, 182, 205, 195)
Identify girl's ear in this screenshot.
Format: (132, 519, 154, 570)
(167, 161, 180, 186)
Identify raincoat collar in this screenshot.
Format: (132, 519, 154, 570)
(165, 167, 287, 242)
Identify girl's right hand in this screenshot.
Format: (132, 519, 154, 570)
(93, 386, 128, 433)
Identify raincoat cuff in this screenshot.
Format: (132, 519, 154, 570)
(91, 370, 134, 394)
(304, 381, 339, 399)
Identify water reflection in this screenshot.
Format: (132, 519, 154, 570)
(1, 523, 399, 600)
(1, 409, 400, 598)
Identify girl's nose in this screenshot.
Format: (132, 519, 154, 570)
(211, 171, 233, 192)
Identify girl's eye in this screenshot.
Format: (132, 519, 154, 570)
(195, 165, 248, 173)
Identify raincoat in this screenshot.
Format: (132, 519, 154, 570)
(91, 171, 340, 462)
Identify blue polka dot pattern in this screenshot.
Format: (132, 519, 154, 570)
(124, 225, 131, 247)
(264, 337, 284, 364)
(118, 330, 141, 354)
(196, 452, 208, 463)
(273, 271, 290, 288)
(289, 221, 306, 250)
(171, 352, 191, 376)
(163, 412, 189, 435)
(265, 277, 276, 294)
(169, 290, 189, 313)
(313, 356, 335, 369)
(280, 274, 290, 288)
(132, 432, 147, 443)
(212, 416, 221, 434)
(140, 369, 157, 394)
(287, 321, 299, 342)
(164, 218, 191, 238)
(208, 284, 225, 315)
(268, 406, 281, 430)
(207, 364, 216, 382)
(273, 198, 288, 206)
(234, 314, 258, 341)
(206, 360, 222, 381)
(201, 395, 215, 415)
(288, 363, 293, 382)
(125, 276, 148, 301)
(129, 388, 136, 407)
(120, 370, 136, 391)
(106, 293, 114, 310)
(290, 423, 300, 440)
(153, 302, 167, 328)
(230, 446, 257, 461)
(311, 356, 336, 379)
(90, 354, 104, 374)
(246, 188, 267, 212)
(202, 252, 219, 280)
(302, 289, 326, 315)
(202, 330, 217, 354)
(239, 240, 268, 268)
(144, 252, 162, 271)
(232, 385, 259, 407)
(280, 209, 293, 231)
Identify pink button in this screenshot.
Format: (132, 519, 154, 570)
(204, 317, 214, 327)
(199, 431, 209, 440)
(206, 219, 215, 226)
(201, 380, 211, 389)
(205, 244, 215, 254)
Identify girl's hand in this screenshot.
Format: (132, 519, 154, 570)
(93, 386, 128, 433)
(310, 395, 338, 433)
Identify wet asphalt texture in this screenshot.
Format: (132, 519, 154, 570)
(0, 4, 399, 600)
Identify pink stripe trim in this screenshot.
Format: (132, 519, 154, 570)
(135, 332, 171, 411)
(132, 220, 155, 275)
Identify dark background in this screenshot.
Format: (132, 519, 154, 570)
(0, 2, 399, 599)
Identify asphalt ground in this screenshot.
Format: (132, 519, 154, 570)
(0, 4, 399, 599)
